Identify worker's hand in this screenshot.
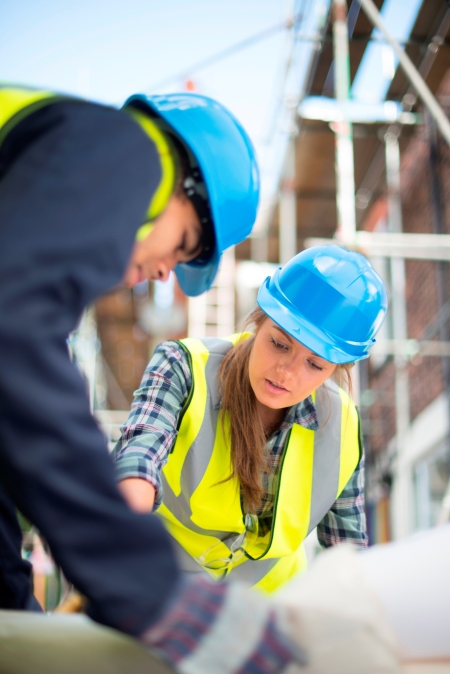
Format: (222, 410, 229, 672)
(54, 592, 86, 614)
(140, 575, 306, 673)
(118, 478, 156, 513)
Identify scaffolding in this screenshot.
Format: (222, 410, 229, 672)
(273, 0, 450, 539)
(347, 0, 450, 536)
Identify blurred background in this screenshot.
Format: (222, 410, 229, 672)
(3, 0, 450, 606)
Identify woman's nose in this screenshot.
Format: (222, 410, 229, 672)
(276, 351, 300, 374)
(276, 359, 287, 373)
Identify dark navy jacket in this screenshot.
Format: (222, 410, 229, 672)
(0, 100, 179, 635)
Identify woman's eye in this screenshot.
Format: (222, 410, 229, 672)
(270, 337, 288, 351)
(308, 360, 323, 372)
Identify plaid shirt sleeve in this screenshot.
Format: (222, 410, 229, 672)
(112, 341, 192, 509)
(316, 453, 368, 550)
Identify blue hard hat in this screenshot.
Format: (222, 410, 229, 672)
(257, 245, 388, 364)
(124, 93, 260, 296)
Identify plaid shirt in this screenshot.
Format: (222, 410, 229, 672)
(113, 340, 367, 549)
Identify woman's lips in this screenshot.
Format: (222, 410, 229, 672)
(264, 378, 289, 395)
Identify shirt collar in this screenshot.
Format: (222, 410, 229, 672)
(279, 395, 319, 432)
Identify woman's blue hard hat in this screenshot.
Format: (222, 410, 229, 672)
(257, 245, 388, 364)
(123, 93, 260, 297)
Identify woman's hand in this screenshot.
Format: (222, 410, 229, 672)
(118, 478, 156, 513)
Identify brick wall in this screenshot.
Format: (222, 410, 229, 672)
(366, 69, 450, 455)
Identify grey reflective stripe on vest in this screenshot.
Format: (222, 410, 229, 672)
(307, 380, 342, 534)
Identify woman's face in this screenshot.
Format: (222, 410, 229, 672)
(248, 319, 337, 412)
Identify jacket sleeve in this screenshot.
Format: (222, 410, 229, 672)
(0, 100, 179, 636)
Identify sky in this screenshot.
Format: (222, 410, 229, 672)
(1, 0, 285, 110)
(1, 0, 422, 214)
(1, 0, 293, 199)
(351, 0, 423, 103)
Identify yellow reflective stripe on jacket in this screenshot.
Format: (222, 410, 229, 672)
(0, 86, 64, 146)
(125, 109, 176, 241)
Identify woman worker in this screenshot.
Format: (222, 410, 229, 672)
(114, 245, 388, 593)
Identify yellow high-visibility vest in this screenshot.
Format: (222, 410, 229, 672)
(0, 84, 174, 236)
(157, 334, 362, 594)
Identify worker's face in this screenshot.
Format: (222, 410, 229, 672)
(123, 194, 203, 287)
(248, 319, 337, 412)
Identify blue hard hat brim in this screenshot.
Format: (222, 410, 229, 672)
(124, 93, 259, 296)
(174, 246, 221, 297)
(257, 276, 371, 365)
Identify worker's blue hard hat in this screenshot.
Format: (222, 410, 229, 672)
(124, 93, 260, 297)
(257, 245, 388, 364)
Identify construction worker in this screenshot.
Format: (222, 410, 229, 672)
(115, 245, 388, 592)
(0, 84, 310, 674)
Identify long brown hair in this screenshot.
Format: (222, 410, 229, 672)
(218, 307, 354, 513)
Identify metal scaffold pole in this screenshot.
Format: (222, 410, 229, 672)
(279, 139, 297, 265)
(384, 130, 413, 540)
(302, 0, 450, 539)
(332, 0, 359, 400)
(332, 0, 356, 242)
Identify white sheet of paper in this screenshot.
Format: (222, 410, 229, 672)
(359, 524, 450, 659)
